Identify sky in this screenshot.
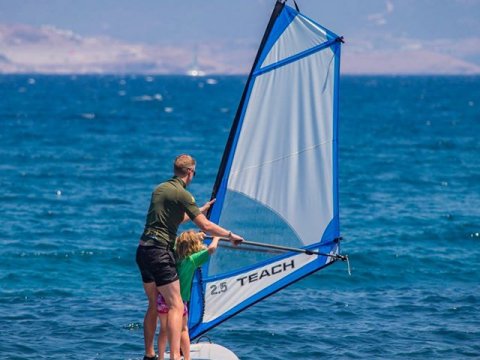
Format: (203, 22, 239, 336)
(1, 0, 480, 74)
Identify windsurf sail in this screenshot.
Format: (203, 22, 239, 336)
(189, 0, 346, 339)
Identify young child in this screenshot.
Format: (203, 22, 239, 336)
(157, 230, 220, 360)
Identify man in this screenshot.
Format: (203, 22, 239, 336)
(136, 154, 243, 360)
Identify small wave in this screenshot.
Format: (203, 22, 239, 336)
(133, 95, 152, 102)
(123, 322, 142, 331)
(80, 113, 95, 120)
(132, 94, 162, 102)
(206, 78, 218, 85)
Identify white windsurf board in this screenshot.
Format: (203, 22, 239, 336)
(164, 342, 239, 360)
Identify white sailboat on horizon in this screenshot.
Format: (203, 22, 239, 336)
(186, 45, 206, 77)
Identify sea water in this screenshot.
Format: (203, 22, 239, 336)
(0, 75, 479, 359)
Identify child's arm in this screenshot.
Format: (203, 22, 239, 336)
(208, 237, 220, 255)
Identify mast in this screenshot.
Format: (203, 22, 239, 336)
(207, 0, 286, 221)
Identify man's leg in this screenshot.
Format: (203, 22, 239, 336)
(158, 280, 183, 360)
(143, 282, 158, 358)
(158, 313, 168, 360)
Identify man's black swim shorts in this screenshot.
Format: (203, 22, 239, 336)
(136, 245, 178, 286)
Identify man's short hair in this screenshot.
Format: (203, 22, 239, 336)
(174, 154, 196, 177)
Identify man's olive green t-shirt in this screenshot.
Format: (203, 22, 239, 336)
(142, 176, 201, 247)
(177, 249, 209, 301)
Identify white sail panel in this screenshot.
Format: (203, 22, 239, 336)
(261, 13, 328, 68)
(227, 47, 336, 246)
(188, 2, 343, 340)
(203, 252, 321, 323)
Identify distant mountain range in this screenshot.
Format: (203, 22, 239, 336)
(1, 23, 479, 75)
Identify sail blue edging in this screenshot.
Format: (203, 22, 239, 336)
(254, 38, 338, 77)
(189, 3, 344, 340)
(256, 5, 297, 70)
(207, 74, 254, 225)
(189, 240, 338, 339)
(332, 43, 341, 239)
(298, 10, 339, 41)
(203, 218, 339, 283)
(209, 5, 295, 225)
(189, 217, 339, 339)
(190, 1, 290, 334)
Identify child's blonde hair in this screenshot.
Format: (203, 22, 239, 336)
(175, 230, 206, 261)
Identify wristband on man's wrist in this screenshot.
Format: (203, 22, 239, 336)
(227, 231, 232, 239)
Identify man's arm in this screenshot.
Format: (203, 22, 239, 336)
(192, 214, 243, 245)
(199, 199, 216, 214)
(181, 213, 190, 223)
(181, 198, 216, 223)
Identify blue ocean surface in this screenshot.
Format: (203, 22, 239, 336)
(0, 75, 479, 359)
